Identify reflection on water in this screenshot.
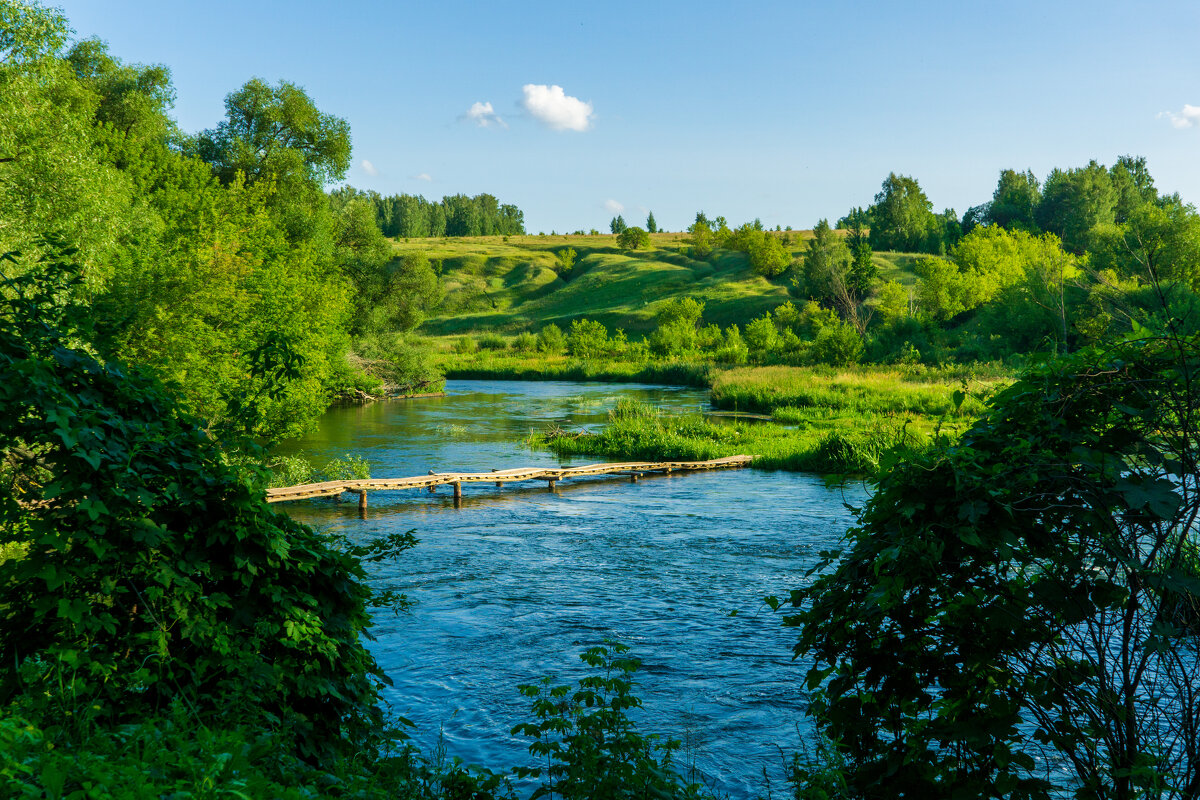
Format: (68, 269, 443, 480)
(276, 380, 864, 798)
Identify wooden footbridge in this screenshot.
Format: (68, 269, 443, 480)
(266, 455, 753, 509)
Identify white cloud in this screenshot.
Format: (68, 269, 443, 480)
(413, 173, 433, 182)
(604, 199, 624, 214)
(521, 84, 594, 132)
(360, 159, 379, 177)
(464, 101, 506, 128)
(1159, 104, 1200, 129)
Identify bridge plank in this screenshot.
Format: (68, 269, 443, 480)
(265, 455, 753, 503)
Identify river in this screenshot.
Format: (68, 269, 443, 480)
(275, 379, 866, 798)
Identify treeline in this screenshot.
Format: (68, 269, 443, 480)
(835, 156, 1179, 257)
(336, 188, 525, 238)
(667, 157, 1199, 366)
(0, 7, 445, 440)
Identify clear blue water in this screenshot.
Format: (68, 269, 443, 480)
(275, 380, 865, 798)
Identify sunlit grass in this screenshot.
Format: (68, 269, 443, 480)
(397, 233, 815, 336)
(711, 364, 1010, 417)
(531, 399, 969, 476)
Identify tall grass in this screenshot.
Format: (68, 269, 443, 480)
(532, 404, 951, 477)
(711, 364, 1007, 417)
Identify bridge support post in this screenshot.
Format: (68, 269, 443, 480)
(358, 491, 367, 511)
(548, 479, 556, 491)
(630, 472, 639, 483)
(453, 481, 462, 504)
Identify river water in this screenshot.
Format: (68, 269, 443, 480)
(275, 380, 865, 798)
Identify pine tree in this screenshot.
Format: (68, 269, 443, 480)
(646, 211, 658, 233)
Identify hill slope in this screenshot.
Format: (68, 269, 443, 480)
(393, 232, 923, 337)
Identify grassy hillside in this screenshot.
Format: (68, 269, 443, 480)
(393, 231, 901, 337)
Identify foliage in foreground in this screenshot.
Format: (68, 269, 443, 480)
(513, 642, 708, 800)
(0, 262, 391, 766)
(785, 331, 1200, 798)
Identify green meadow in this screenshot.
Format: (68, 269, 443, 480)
(401, 231, 811, 336)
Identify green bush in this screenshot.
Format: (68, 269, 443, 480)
(616, 226, 651, 250)
(268, 453, 317, 487)
(477, 332, 508, 351)
(648, 318, 697, 357)
(566, 319, 610, 358)
(537, 323, 565, 355)
(512, 643, 704, 800)
(809, 323, 864, 366)
(453, 335, 478, 355)
(743, 315, 779, 362)
(512, 331, 539, 353)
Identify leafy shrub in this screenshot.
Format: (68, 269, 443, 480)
(269, 453, 317, 487)
(512, 643, 704, 800)
(512, 331, 539, 353)
(566, 319, 609, 358)
(616, 226, 651, 250)
(809, 323, 864, 366)
(477, 332, 508, 351)
(648, 318, 696, 357)
(537, 323, 565, 355)
(0, 263, 389, 764)
(453, 335, 478, 355)
(743, 315, 779, 362)
(713, 325, 749, 365)
(322, 453, 372, 481)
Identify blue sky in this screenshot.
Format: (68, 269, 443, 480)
(53, 0, 1200, 233)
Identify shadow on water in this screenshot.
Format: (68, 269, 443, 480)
(275, 380, 865, 797)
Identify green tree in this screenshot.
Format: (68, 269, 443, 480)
(687, 216, 713, 258)
(748, 232, 790, 276)
(743, 314, 778, 361)
(609, 214, 627, 234)
(555, 246, 577, 274)
(648, 297, 704, 357)
(0, 3, 131, 284)
(645, 210, 658, 233)
(0, 261, 397, 763)
(1110, 154, 1158, 223)
(196, 78, 350, 190)
(538, 323, 565, 354)
(988, 168, 1041, 231)
(442, 193, 483, 236)
(788, 331, 1200, 799)
(566, 318, 610, 358)
(1092, 196, 1200, 292)
(382, 252, 443, 333)
(1035, 160, 1116, 253)
(616, 225, 650, 250)
(913, 255, 966, 321)
(802, 219, 851, 301)
(874, 279, 909, 323)
(868, 172, 935, 252)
